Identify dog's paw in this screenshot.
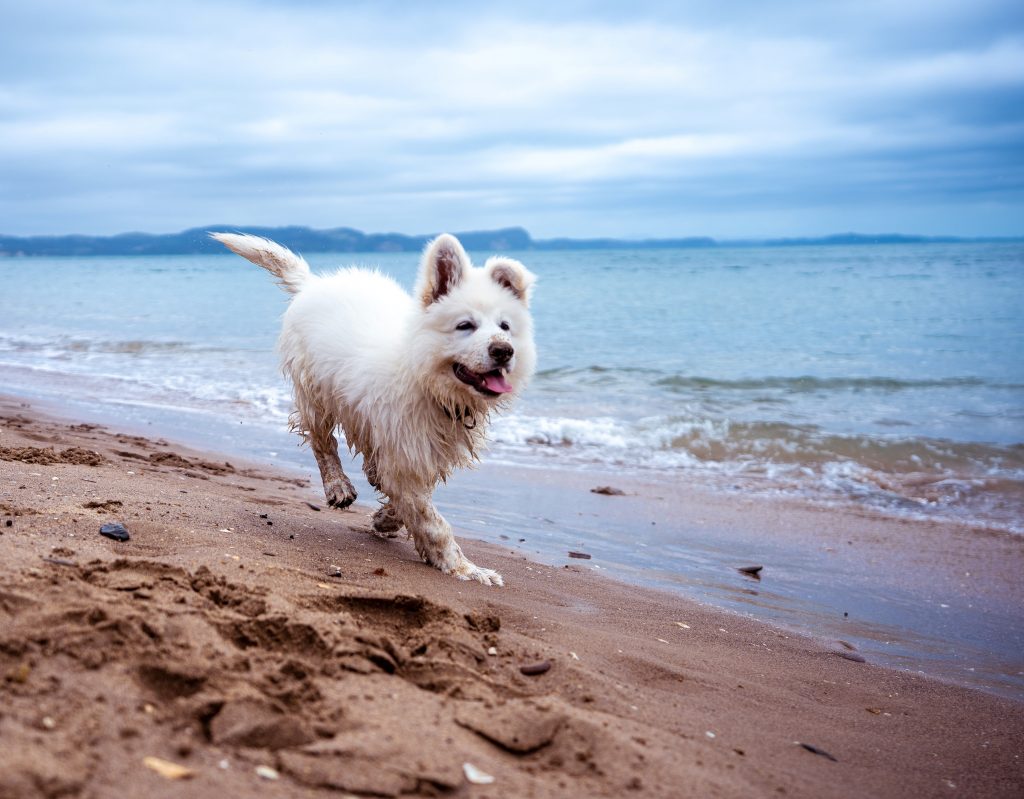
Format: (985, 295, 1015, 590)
(452, 561, 505, 587)
(371, 504, 403, 538)
(324, 477, 357, 509)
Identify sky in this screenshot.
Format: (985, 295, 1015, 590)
(1, 0, 1022, 239)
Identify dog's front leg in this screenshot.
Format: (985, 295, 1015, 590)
(309, 431, 357, 509)
(395, 492, 503, 587)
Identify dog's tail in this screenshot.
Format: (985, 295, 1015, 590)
(209, 232, 312, 295)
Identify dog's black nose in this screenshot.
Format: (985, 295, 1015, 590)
(489, 341, 514, 364)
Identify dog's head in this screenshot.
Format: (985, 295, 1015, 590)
(410, 234, 536, 412)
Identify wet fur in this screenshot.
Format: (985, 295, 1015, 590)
(211, 232, 536, 585)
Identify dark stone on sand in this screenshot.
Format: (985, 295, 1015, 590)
(834, 650, 866, 663)
(99, 522, 130, 542)
(798, 742, 838, 762)
(568, 551, 592, 560)
(306, 502, 321, 511)
(520, 660, 552, 676)
(5, 519, 11, 527)
(590, 485, 626, 496)
(737, 565, 763, 578)
(326, 565, 342, 577)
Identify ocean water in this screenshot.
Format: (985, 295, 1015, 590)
(1, 242, 1022, 532)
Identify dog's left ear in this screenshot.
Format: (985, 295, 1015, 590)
(417, 234, 471, 306)
(485, 257, 536, 306)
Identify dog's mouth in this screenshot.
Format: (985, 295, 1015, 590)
(453, 363, 514, 397)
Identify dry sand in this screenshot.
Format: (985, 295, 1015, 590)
(1, 396, 1022, 798)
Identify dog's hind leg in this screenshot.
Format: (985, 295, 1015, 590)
(395, 491, 503, 586)
(363, 455, 403, 537)
(371, 504, 403, 536)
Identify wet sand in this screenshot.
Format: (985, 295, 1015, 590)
(1, 395, 1023, 798)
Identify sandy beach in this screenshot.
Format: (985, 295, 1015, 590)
(1, 394, 1023, 798)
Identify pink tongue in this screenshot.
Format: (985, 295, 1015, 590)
(482, 372, 514, 394)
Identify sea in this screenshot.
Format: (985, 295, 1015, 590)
(2, 241, 1023, 693)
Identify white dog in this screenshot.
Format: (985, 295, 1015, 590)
(210, 232, 536, 586)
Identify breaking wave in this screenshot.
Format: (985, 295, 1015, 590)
(489, 413, 1024, 533)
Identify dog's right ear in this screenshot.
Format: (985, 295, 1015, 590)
(416, 234, 471, 307)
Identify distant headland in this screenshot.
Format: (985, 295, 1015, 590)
(0, 225, 1017, 256)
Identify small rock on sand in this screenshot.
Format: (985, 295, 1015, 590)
(737, 565, 763, 577)
(99, 522, 130, 542)
(590, 486, 626, 496)
(463, 763, 495, 785)
(520, 660, 552, 676)
(143, 756, 194, 780)
(568, 551, 592, 559)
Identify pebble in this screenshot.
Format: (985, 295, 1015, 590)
(590, 485, 625, 496)
(737, 565, 763, 577)
(568, 551, 592, 559)
(326, 565, 342, 577)
(99, 522, 130, 542)
(143, 756, 194, 780)
(255, 765, 280, 780)
(462, 762, 495, 785)
(520, 660, 552, 676)
(487, 646, 498, 656)
(835, 651, 867, 663)
(306, 502, 322, 511)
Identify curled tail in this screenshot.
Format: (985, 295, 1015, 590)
(209, 232, 312, 295)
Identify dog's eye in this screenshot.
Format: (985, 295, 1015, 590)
(455, 320, 477, 332)
(499, 321, 511, 332)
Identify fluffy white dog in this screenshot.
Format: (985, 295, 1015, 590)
(210, 232, 536, 586)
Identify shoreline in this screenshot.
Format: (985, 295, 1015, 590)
(3, 389, 1023, 699)
(2, 395, 1024, 797)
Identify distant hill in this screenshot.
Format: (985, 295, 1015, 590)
(0, 225, 1015, 256)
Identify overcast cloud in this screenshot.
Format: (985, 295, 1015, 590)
(1, 0, 1022, 238)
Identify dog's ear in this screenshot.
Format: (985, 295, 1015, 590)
(485, 257, 536, 306)
(417, 234, 471, 306)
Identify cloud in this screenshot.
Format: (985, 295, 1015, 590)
(0, 0, 1021, 237)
